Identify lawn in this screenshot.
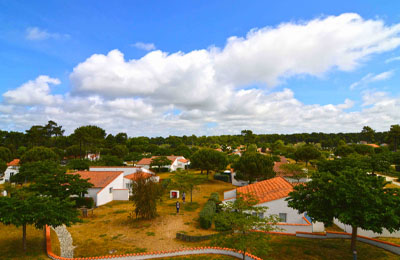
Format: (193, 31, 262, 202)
(0, 171, 399, 260)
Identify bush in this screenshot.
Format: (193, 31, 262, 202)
(209, 192, 220, 203)
(214, 217, 232, 231)
(161, 178, 171, 189)
(73, 197, 94, 208)
(199, 200, 216, 229)
(214, 174, 230, 183)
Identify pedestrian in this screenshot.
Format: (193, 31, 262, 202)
(182, 192, 186, 204)
(176, 201, 180, 214)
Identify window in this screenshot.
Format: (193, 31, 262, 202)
(279, 213, 287, 222)
(109, 187, 113, 194)
(258, 212, 264, 219)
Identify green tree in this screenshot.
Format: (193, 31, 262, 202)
(213, 193, 279, 260)
(0, 147, 12, 162)
(97, 155, 124, 166)
(112, 144, 129, 158)
(388, 124, 400, 152)
(191, 148, 228, 177)
(279, 163, 307, 182)
(67, 159, 90, 171)
(20, 146, 59, 164)
(294, 144, 321, 166)
(361, 126, 375, 143)
(130, 175, 163, 219)
(150, 156, 172, 172)
(71, 125, 106, 158)
(233, 152, 274, 183)
(246, 144, 258, 153)
(0, 160, 7, 178)
(0, 188, 80, 252)
(286, 169, 400, 252)
(170, 171, 205, 203)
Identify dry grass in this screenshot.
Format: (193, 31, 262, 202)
(0, 224, 59, 260)
(376, 237, 400, 244)
(324, 224, 344, 232)
(68, 172, 234, 257)
(385, 183, 400, 189)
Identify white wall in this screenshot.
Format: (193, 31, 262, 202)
(259, 198, 305, 225)
(224, 189, 236, 200)
(3, 166, 19, 182)
(89, 167, 153, 176)
(112, 189, 129, 201)
(96, 173, 124, 206)
(85, 188, 101, 205)
(334, 218, 400, 238)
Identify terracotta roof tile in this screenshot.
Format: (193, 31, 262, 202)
(236, 177, 294, 204)
(136, 156, 180, 165)
(124, 172, 152, 181)
(178, 158, 188, 163)
(69, 171, 123, 188)
(7, 159, 20, 166)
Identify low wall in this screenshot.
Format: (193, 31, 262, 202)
(45, 226, 261, 260)
(113, 189, 129, 201)
(334, 218, 400, 238)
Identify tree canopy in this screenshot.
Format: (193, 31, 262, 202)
(294, 144, 321, 166)
(150, 156, 172, 172)
(20, 146, 59, 164)
(170, 171, 205, 203)
(233, 152, 275, 183)
(191, 148, 228, 176)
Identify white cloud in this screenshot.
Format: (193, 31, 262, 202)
(3, 75, 62, 106)
(26, 27, 69, 41)
(131, 42, 156, 51)
(350, 70, 394, 89)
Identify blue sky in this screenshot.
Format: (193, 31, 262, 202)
(0, 1, 400, 136)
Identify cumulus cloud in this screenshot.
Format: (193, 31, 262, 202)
(3, 76, 62, 106)
(131, 42, 156, 51)
(350, 70, 394, 89)
(26, 27, 69, 41)
(1, 13, 400, 135)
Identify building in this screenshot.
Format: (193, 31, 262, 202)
(69, 171, 129, 206)
(123, 171, 159, 193)
(223, 177, 324, 233)
(89, 166, 154, 177)
(0, 159, 20, 184)
(136, 156, 190, 171)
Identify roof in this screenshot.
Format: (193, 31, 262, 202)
(273, 156, 289, 176)
(136, 156, 180, 165)
(178, 158, 189, 163)
(7, 159, 20, 166)
(235, 177, 294, 204)
(124, 172, 152, 181)
(366, 143, 380, 148)
(69, 171, 123, 188)
(90, 166, 142, 168)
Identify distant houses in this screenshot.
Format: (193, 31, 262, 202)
(223, 176, 324, 233)
(0, 159, 20, 184)
(136, 156, 190, 171)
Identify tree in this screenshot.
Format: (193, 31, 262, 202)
(130, 174, 163, 219)
(233, 152, 274, 183)
(150, 156, 172, 172)
(279, 163, 307, 182)
(363, 153, 391, 175)
(97, 155, 124, 166)
(67, 159, 90, 171)
(170, 171, 205, 203)
(71, 125, 106, 158)
(361, 126, 375, 143)
(213, 193, 279, 260)
(246, 144, 258, 153)
(388, 124, 400, 152)
(191, 148, 228, 177)
(0, 160, 7, 178)
(44, 120, 64, 137)
(20, 146, 59, 164)
(0, 147, 12, 162)
(294, 144, 321, 166)
(286, 169, 400, 252)
(112, 144, 129, 158)
(0, 188, 80, 252)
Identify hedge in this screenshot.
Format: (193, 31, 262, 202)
(214, 174, 230, 183)
(199, 200, 217, 229)
(72, 197, 94, 209)
(209, 192, 220, 203)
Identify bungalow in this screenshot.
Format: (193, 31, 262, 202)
(136, 156, 190, 171)
(123, 171, 158, 193)
(0, 159, 20, 184)
(89, 166, 154, 177)
(223, 177, 324, 233)
(69, 171, 129, 206)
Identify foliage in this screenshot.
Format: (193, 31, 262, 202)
(212, 193, 279, 259)
(72, 197, 95, 208)
(191, 148, 228, 176)
(20, 146, 59, 164)
(233, 152, 274, 183)
(67, 159, 90, 170)
(213, 173, 230, 183)
(0, 160, 7, 176)
(170, 171, 205, 203)
(388, 124, 400, 152)
(280, 163, 307, 182)
(361, 126, 375, 143)
(130, 175, 163, 219)
(286, 168, 400, 252)
(97, 155, 124, 166)
(150, 156, 172, 172)
(199, 200, 217, 229)
(0, 147, 12, 163)
(294, 144, 321, 166)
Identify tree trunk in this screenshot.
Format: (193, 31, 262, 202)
(190, 189, 193, 203)
(206, 169, 209, 176)
(22, 223, 27, 252)
(43, 226, 47, 252)
(351, 225, 358, 252)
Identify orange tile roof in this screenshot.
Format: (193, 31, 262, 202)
(178, 158, 188, 163)
(90, 166, 142, 168)
(273, 156, 289, 176)
(136, 156, 180, 165)
(69, 171, 123, 188)
(236, 177, 294, 204)
(7, 159, 20, 166)
(366, 143, 380, 148)
(124, 172, 153, 181)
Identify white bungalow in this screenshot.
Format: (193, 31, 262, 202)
(0, 159, 20, 184)
(223, 176, 324, 234)
(136, 156, 190, 172)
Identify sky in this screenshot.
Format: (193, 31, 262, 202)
(0, 0, 400, 137)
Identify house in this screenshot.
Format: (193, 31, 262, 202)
(136, 156, 190, 171)
(123, 171, 159, 193)
(0, 159, 20, 184)
(223, 177, 324, 233)
(89, 166, 154, 177)
(69, 171, 129, 206)
(85, 153, 100, 161)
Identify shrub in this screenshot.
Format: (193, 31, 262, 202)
(209, 192, 220, 203)
(199, 200, 216, 229)
(214, 217, 232, 231)
(214, 174, 230, 183)
(73, 197, 94, 208)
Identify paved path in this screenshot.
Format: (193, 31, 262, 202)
(377, 174, 400, 186)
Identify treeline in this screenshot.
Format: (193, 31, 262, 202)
(0, 121, 399, 164)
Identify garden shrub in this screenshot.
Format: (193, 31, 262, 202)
(199, 200, 216, 229)
(214, 174, 230, 183)
(208, 192, 220, 203)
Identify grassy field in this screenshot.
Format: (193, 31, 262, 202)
(1, 171, 399, 260)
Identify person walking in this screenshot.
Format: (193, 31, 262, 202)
(182, 192, 186, 204)
(176, 201, 180, 214)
